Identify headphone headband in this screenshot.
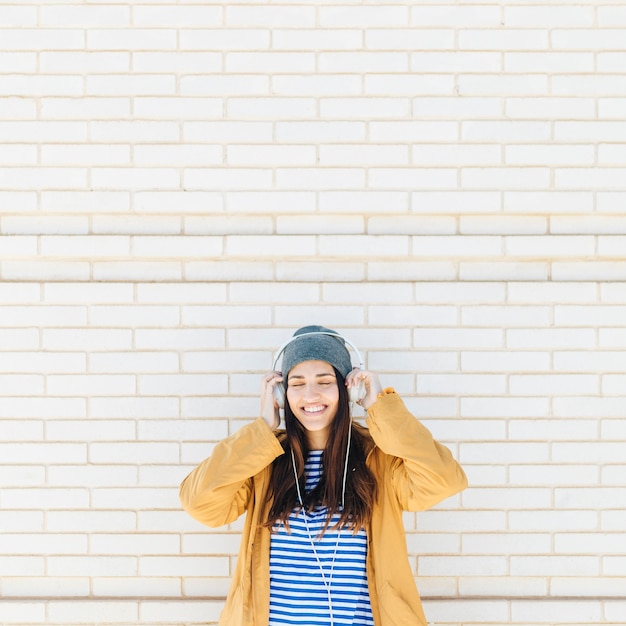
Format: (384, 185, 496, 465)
(272, 331, 364, 372)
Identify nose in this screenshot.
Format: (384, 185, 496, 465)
(301, 382, 320, 400)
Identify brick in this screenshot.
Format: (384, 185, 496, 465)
(554, 350, 626, 372)
(0, 533, 87, 555)
(367, 215, 450, 235)
(93, 577, 179, 597)
(366, 29, 455, 51)
(506, 96, 595, 119)
(41, 145, 130, 165)
(94, 261, 183, 281)
(48, 600, 137, 623)
(461, 351, 550, 372)
(321, 51, 408, 73)
(0, 29, 83, 51)
(44, 328, 132, 352)
(41, 235, 129, 257)
(463, 120, 550, 142)
(555, 397, 626, 418)
(47, 510, 136, 532)
(504, 190, 593, 214)
(91, 487, 178, 510)
(369, 305, 456, 327)
(228, 145, 316, 166)
(458, 74, 547, 96)
(229, 93, 316, 117)
(412, 51, 500, 73)
(91, 121, 179, 142)
(139, 418, 227, 442)
(90, 442, 178, 464)
(93, 216, 181, 235)
(505, 235, 595, 257)
(185, 167, 272, 190)
(463, 167, 550, 189)
(92, 167, 180, 190)
(41, 51, 129, 73)
(461, 305, 552, 326)
(507, 144, 594, 166)
(599, 98, 626, 119)
(227, 51, 314, 72)
(413, 96, 501, 118)
(48, 464, 137, 487)
(3, 487, 88, 509)
(0, 167, 87, 190)
(365, 74, 453, 95)
(135, 191, 222, 214)
(3, 577, 89, 598)
(274, 28, 361, 50)
(419, 555, 507, 576)
(552, 215, 626, 234)
(181, 74, 269, 96)
(320, 6, 407, 27)
(555, 121, 626, 141)
(508, 328, 594, 349)
(90, 352, 178, 374)
(90, 534, 180, 555)
(556, 305, 626, 326)
(460, 576, 547, 598)
(368, 261, 456, 281)
(461, 397, 549, 418)
(276, 260, 366, 282)
(41, 97, 131, 120)
(511, 374, 598, 395)
(133, 5, 222, 27)
(508, 281, 597, 303)
(3, 216, 89, 235)
(0, 419, 42, 440)
(134, 96, 222, 119)
(138, 374, 227, 396)
(461, 262, 548, 281)
(506, 5, 593, 27)
(510, 463, 598, 485)
(321, 145, 409, 166)
(505, 52, 594, 72)
(321, 235, 410, 257)
(554, 75, 626, 96)
(277, 215, 363, 235)
(139, 600, 222, 623)
(413, 235, 502, 257)
(227, 5, 314, 26)
(412, 5, 500, 27)
(0, 144, 37, 165)
(460, 29, 548, 51)
(370, 168, 456, 189)
(0, 96, 37, 118)
(43, 190, 130, 213)
(0, 372, 44, 396)
(180, 28, 269, 50)
(511, 599, 601, 622)
(2, 261, 89, 281)
(418, 374, 506, 395)
(0, 397, 85, 419)
(602, 283, 626, 303)
(412, 191, 499, 214)
(553, 262, 626, 281)
(413, 143, 501, 166)
(47, 419, 135, 442)
(321, 97, 410, 119)
(88, 29, 176, 51)
(276, 121, 365, 143)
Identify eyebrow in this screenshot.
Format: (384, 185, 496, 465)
(288, 372, 336, 380)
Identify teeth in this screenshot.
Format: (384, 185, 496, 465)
(303, 405, 324, 413)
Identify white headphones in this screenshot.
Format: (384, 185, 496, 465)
(271, 331, 366, 409)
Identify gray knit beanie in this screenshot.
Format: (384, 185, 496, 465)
(281, 325, 353, 379)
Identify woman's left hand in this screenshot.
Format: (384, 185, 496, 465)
(346, 368, 383, 411)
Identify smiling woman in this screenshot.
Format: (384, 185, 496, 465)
(179, 325, 468, 626)
(286, 360, 339, 448)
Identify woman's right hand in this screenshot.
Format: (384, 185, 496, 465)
(261, 371, 283, 430)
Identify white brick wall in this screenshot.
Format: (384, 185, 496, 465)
(1, 2, 625, 625)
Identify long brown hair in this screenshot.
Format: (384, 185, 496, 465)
(264, 368, 377, 534)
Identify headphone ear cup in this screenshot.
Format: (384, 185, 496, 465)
(273, 384, 285, 410)
(348, 380, 365, 404)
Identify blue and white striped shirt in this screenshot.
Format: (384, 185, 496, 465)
(269, 450, 374, 626)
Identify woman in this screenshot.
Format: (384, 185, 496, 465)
(179, 325, 467, 626)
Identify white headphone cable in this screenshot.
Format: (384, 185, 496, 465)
(290, 423, 352, 626)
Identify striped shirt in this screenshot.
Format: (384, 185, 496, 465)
(269, 450, 374, 626)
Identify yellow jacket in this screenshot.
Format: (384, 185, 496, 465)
(179, 391, 468, 626)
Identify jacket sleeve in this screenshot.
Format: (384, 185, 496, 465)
(179, 417, 285, 528)
(365, 391, 467, 512)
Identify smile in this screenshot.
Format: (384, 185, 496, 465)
(303, 405, 326, 413)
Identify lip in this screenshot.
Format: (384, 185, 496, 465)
(302, 405, 327, 414)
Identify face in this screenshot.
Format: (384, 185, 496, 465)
(286, 360, 339, 449)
